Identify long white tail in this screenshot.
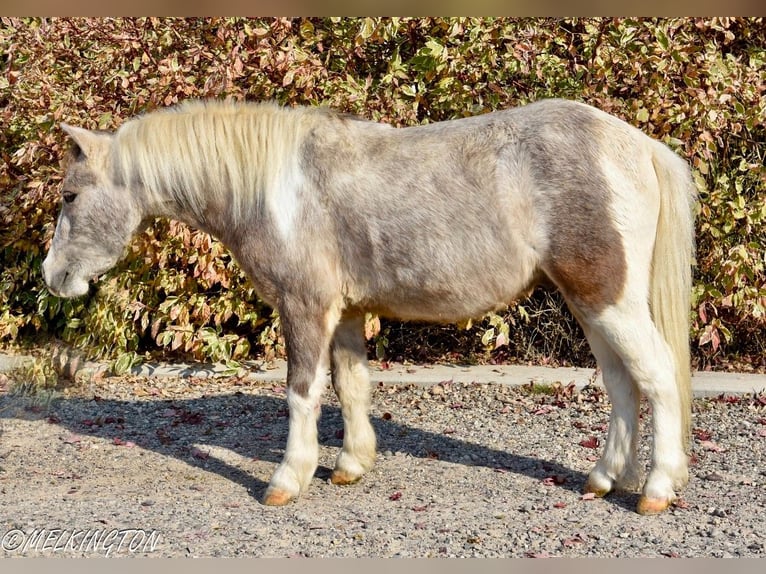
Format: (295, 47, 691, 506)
(650, 141, 697, 451)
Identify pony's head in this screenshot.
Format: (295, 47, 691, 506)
(42, 124, 143, 298)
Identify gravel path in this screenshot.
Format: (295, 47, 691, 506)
(1, 373, 765, 557)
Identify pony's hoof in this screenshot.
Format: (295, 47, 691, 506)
(331, 469, 362, 486)
(583, 477, 611, 498)
(262, 488, 295, 506)
(636, 495, 673, 515)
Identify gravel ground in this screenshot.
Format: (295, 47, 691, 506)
(1, 373, 765, 558)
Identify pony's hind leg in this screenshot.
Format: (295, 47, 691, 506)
(262, 299, 340, 506)
(584, 304, 689, 514)
(580, 327, 642, 497)
(329, 314, 377, 485)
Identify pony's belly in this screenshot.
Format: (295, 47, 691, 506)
(361, 287, 518, 323)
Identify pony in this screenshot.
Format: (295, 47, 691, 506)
(42, 99, 697, 514)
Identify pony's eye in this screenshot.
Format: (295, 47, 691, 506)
(62, 191, 77, 204)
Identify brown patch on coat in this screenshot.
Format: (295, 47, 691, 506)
(519, 101, 628, 311)
(545, 227, 626, 311)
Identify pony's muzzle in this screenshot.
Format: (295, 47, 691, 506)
(41, 261, 66, 297)
(42, 255, 89, 298)
(41, 255, 57, 293)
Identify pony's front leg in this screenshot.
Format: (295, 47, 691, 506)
(262, 301, 339, 506)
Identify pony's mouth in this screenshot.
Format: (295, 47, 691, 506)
(45, 266, 109, 299)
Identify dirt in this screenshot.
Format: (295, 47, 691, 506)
(1, 374, 765, 557)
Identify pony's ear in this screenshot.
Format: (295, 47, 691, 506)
(61, 123, 111, 160)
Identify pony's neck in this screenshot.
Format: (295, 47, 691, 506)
(112, 101, 318, 241)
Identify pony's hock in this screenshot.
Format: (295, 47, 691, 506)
(43, 98, 697, 515)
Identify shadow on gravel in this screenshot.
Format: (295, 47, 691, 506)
(0, 391, 633, 512)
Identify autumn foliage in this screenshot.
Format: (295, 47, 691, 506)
(1, 17, 764, 371)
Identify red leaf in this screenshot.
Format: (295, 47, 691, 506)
(579, 436, 599, 449)
(693, 428, 712, 441)
(113, 437, 136, 447)
(698, 303, 707, 324)
(711, 329, 720, 352)
(562, 535, 585, 547)
(191, 448, 210, 460)
(411, 505, 428, 512)
(581, 492, 596, 501)
(689, 453, 700, 465)
(699, 440, 725, 452)
(389, 491, 402, 501)
(155, 428, 173, 445)
(714, 394, 740, 404)
(62, 433, 82, 444)
(173, 409, 204, 425)
(553, 502, 567, 509)
(542, 475, 566, 486)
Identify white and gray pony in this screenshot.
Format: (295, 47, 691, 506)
(42, 99, 696, 514)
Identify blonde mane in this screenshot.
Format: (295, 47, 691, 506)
(111, 100, 322, 222)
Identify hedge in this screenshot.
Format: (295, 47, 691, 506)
(1, 17, 764, 371)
